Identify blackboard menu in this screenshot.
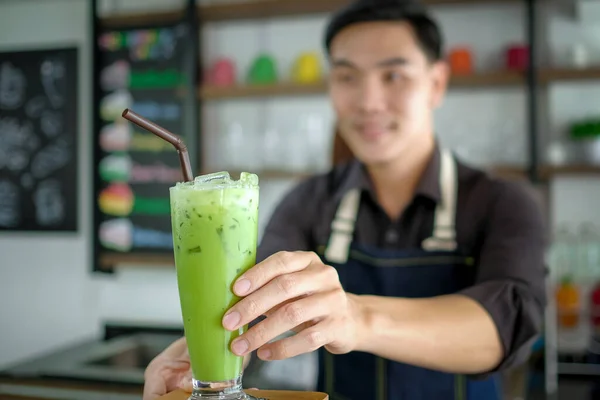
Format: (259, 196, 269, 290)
(0, 47, 78, 232)
(94, 23, 193, 256)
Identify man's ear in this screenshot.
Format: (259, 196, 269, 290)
(429, 60, 449, 109)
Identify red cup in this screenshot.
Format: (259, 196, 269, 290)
(505, 45, 529, 71)
(207, 58, 236, 86)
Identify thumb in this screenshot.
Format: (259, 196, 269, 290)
(178, 369, 193, 392)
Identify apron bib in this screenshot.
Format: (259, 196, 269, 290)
(316, 149, 503, 400)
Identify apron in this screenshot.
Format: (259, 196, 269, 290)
(315, 149, 503, 400)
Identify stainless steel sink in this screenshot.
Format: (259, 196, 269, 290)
(2, 333, 181, 385)
(1, 330, 318, 392)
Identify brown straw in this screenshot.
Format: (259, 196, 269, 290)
(121, 108, 194, 182)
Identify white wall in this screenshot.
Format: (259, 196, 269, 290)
(0, 0, 100, 368)
(1, 0, 600, 369)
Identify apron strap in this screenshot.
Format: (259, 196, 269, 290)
(324, 188, 361, 264)
(324, 148, 458, 262)
(421, 148, 458, 252)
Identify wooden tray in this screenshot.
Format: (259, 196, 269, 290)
(159, 389, 328, 400)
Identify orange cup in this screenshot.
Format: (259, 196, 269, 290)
(449, 47, 473, 75)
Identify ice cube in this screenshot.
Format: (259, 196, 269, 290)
(239, 172, 259, 187)
(194, 171, 231, 184)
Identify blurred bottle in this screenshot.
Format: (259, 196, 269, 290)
(556, 276, 581, 329)
(300, 113, 328, 172)
(262, 125, 282, 171)
(223, 121, 245, 170)
(578, 222, 600, 281)
(552, 225, 582, 329)
(571, 44, 589, 69)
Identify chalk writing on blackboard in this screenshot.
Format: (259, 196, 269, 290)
(30, 138, 71, 180)
(41, 58, 66, 108)
(0, 62, 26, 110)
(26, 96, 46, 118)
(0, 47, 78, 232)
(0, 180, 19, 228)
(0, 116, 40, 172)
(34, 179, 65, 226)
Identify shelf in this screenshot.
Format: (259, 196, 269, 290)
(541, 67, 600, 83)
(99, 0, 522, 27)
(201, 0, 521, 22)
(99, 252, 174, 269)
(489, 165, 527, 179)
(200, 81, 327, 100)
(450, 71, 524, 87)
(99, 10, 184, 29)
(200, 71, 523, 100)
(540, 164, 600, 179)
(201, 0, 347, 22)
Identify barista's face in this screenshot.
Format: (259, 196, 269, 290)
(328, 21, 448, 166)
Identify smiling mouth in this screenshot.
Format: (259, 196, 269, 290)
(356, 121, 398, 141)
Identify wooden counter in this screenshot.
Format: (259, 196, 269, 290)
(159, 389, 328, 400)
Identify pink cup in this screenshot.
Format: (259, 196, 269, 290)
(207, 58, 236, 86)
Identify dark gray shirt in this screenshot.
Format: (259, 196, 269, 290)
(257, 146, 547, 374)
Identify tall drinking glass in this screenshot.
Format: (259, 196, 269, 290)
(170, 171, 260, 400)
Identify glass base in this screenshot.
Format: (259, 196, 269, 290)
(188, 376, 263, 400)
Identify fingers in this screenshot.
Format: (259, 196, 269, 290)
(143, 359, 190, 400)
(232, 251, 321, 297)
(143, 337, 190, 400)
(178, 369, 193, 392)
(257, 319, 333, 361)
(143, 374, 167, 400)
(224, 263, 338, 331)
(230, 290, 337, 357)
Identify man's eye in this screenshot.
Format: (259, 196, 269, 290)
(384, 71, 402, 83)
(334, 74, 355, 83)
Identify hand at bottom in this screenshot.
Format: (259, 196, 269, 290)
(143, 337, 192, 400)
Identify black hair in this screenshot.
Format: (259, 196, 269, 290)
(324, 0, 444, 63)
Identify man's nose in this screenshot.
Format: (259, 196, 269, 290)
(357, 78, 386, 114)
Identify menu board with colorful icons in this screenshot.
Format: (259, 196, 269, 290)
(94, 22, 194, 260)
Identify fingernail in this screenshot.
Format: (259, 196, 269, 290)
(258, 348, 271, 360)
(179, 377, 191, 389)
(232, 339, 249, 355)
(223, 311, 241, 330)
(234, 279, 251, 295)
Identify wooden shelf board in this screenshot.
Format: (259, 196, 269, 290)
(200, 67, 600, 100)
(450, 71, 523, 87)
(201, 0, 347, 22)
(540, 164, 600, 179)
(540, 67, 600, 83)
(200, 72, 522, 100)
(99, 252, 174, 269)
(488, 165, 527, 179)
(99, 10, 184, 29)
(201, 0, 519, 22)
(98, 0, 522, 27)
(200, 81, 327, 100)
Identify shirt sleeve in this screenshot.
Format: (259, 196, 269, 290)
(256, 177, 320, 263)
(249, 177, 321, 331)
(458, 180, 548, 375)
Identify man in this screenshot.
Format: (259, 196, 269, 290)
(144, 0, 547, 398)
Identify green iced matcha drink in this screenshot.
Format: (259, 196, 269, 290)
(170, 171, 259, 387)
